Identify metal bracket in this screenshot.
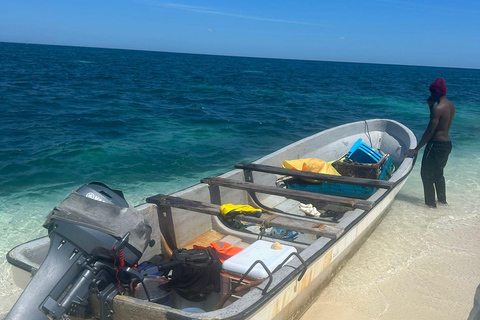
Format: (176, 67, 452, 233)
(235, 260, 273, 295)
(208, 184, 222, 205)
(243, 168, 254, 183)
(233, 253, 306, 296)
(272, 252, 307, 281)
(98, 283, 118, 320)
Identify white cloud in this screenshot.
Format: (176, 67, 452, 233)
(146, 1, 325, 27)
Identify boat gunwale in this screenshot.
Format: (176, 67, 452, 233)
(149, 164, 414, 320)
(6, 119, 417, 320)
(110, 119, 417, 319)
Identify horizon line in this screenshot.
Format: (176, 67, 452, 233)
(1, 41, 478, 71)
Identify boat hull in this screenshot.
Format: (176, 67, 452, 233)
(7, 119, 416, 320)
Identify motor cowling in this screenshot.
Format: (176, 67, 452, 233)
(6, 182, 152, 320)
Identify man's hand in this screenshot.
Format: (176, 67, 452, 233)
(427, 97, 435, 108)
(404, 149, 418, 157)
(427, 100, 435, 108)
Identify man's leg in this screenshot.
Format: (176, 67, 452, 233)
(435, 177, 447, 204)
(421, 142, 437, 207)
(467, 284, 480, 320)
(433, 141, 452, 204)
(422, 180, 436, 207)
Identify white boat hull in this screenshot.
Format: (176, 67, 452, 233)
(7, 119, 416, 320)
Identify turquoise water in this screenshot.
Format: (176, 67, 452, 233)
(1, 42, 480, 318)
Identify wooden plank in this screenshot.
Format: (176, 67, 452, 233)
(146, 194, 219, 216)
(200, 177, 374, 211)
(146, 194, 344, 239)
(235, 162, 394, 189)
(234, 214, 343, 239)
(183, 230, 226, 249)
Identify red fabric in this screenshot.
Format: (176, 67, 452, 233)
(211, 241, 243, 263)
(429, 78, 447, 95)
(193, 241, 243, 263)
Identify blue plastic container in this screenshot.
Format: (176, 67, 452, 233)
(345, 139, 382, 164)
(286, 180, 375, 199)
(378, 156, 394, 180)
(285, 155, 394, 199)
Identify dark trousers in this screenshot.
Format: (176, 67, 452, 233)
(420, 140, 452, 206)
(468, 284, 480, 320)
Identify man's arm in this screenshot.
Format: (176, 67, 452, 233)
(416, 107, 441, 150)
(405, 106, 441, 156)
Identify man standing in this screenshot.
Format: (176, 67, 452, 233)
(405, 78, 455, 207)
(468, 284, 480, 320)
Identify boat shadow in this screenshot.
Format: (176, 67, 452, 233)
(394, 193, 424, 205)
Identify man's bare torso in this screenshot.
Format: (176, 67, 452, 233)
(432, 97, 455, 141)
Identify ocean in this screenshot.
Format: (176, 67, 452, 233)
(0, 42, 479, 319)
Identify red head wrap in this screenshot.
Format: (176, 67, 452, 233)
(429, 78, 447, 96)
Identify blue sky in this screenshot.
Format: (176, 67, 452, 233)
(1, 0, 479, 69)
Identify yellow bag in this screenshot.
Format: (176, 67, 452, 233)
(220, 204, 262, 219)
(282, 158, 340, 182)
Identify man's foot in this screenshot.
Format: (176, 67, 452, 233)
(438, 200, 448, 205)
(427, 203, 437, 208)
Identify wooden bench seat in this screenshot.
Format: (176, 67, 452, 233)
(235, 162, 394, 189)
(146, 194, 344, 240)
(200, 177, 374, 211)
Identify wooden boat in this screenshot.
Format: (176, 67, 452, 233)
(7, 119, 416, 320)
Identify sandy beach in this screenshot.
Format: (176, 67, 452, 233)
(301, 170, 480, 320)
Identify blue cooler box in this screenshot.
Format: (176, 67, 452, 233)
(345, 138, 382, 164)
(285, 154, 393, 199)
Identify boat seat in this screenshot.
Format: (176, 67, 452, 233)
(234, 162, 394, 189)
(183, 230, 226, 249)
(146, 194, 344, 239)
(200, 177, 374, 211)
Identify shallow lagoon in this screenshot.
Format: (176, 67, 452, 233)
(1, 42, 479, 318)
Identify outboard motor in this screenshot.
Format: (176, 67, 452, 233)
(6, 182, 152, 320)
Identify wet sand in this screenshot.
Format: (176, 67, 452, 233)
(300, 175, 480, 320)
(1, 165, 479, 320)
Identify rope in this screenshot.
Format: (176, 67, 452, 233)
(258, 214, 278, 240)
(364, 120, 373, 147)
